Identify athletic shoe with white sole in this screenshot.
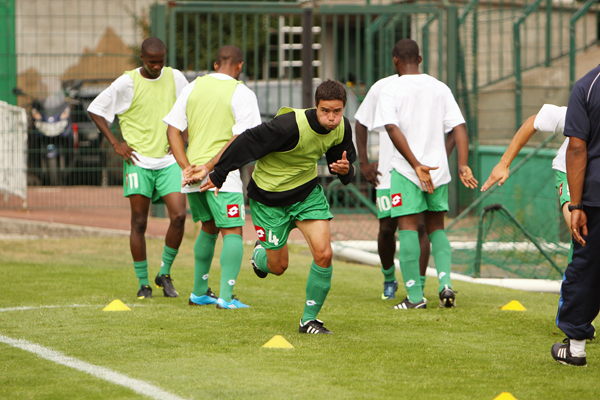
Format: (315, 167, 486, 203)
(439, 284, 456, 308)
(381, 280, 398, 300)
(551, 339, 587, 366)
(299, 319, 333, 334)
(189, 288, 218, 306)
(250, 240, 268, 278)
(154, 273, 179, 298)
(393, 296, 427, 309)
(137, 285, 153, 299)
(216, 295, 249, 309)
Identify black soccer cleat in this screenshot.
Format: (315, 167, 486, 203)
(551, 338, 587, 366)
(137, 285, 153, 299)
(439, 284, 456, 308)
(250, 240, 267, 279)
(393, 296, 427, 309)
(299, 319, 333, 334)
(155, 273, 179, 297)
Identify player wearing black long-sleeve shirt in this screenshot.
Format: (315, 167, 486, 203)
(191, 80, 356, 334)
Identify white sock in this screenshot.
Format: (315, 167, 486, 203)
(570, 339, 586, 355)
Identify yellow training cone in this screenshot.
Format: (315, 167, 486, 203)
(501, 300, 526, 311)
(262, 335, 294, 349)
(493, 392, 518, 400)
(102, 300, 131, 311)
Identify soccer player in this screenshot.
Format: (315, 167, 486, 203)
(374, 39, 478, 309)
(481, 105, 571, 228)
(355, 75, 456, 300)
(163, 45, 261, 310)
(88, 37, 189, 299)
(196, 80, 356, 333)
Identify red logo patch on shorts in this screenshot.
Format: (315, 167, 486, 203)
(559, 183, 563, 196)
(391, 193, 402, 207)
(227, 204, 240, 218)
(255, 225, 266, 241)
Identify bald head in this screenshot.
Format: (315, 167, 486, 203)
(141, 37, 166, 56)
(392, 39, 420, 65)
(216, 45, 243, 67)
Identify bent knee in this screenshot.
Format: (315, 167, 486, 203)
(269, 262, 288, 276)
(313, 247, 333, 267)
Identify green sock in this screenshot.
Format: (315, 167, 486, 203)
(133, 260, 149, 289)
(302, 261, 332, 324)
(429, 229, 452, 293)
(159, 245, 178, 276)
(420, 275, 426, 291)
(193, 230, 218, 297)
(381, 265, 396, 282)
(252, 244, 270, 274)
(219, 234, 243, 302)
(398, 230, 422, 303)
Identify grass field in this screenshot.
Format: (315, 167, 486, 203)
(1, 235, 599, 400)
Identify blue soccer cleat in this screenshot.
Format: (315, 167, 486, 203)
(381, 280, 398, 300)
(216, 295, 250, 309)
(189, 288, 218, 306)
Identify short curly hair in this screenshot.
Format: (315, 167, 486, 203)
(315, 79, 347, 107)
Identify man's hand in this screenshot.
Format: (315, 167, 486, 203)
(571, 209, 588, 246)
(481, 162, 509, 192)
(360, 161, 381, 187)
(113, 142, 138, 165)
(415, 164, 439, 194)
(200, 175, 219, 196)
(459, 165, 478, 189)
(181, 164, 206, 187)
(330, 151, 350, 176)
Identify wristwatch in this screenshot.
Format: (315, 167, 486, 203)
(568, 203, 583, 212)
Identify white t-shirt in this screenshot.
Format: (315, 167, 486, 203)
(373, 74, 465, 189)
(532, 104, 568, 173)
(354, 74, 397, 190)
(87, 67, 189, 170)
(162, 73, 262, 193)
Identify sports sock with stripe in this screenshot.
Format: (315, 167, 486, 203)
(159, 245, 178, 276)
(302, 261, 332, 324)
(219, 234, 243, 302)
(381, 264, 396, 282)
(398, 230, 423, 303)
(429, 229, 452, 293)
(133, 260, 149, 289)
(252, 244, 270, 274)
(193, 230, 218, 297)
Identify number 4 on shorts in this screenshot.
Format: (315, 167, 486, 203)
(268, 230, 279, 246)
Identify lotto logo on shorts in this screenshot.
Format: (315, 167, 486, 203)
(255, 225, 266, 242)
(227, 204, 240, 218)
(559, 183, 563, 196)
(391, 193, 402, 207)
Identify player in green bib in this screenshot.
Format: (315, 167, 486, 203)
(88, 38, 188, 299)
(164, 45, 262, 309)
(195, 80, 357, 334)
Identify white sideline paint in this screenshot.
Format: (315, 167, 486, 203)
(337, 240, 570, 253)
(331, 242, 562, 294)
(0, 304, 146, 313)
(0, 334, 186, 400)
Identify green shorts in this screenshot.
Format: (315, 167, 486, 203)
(123, 161, 182, 204)
(376, 188, 392, 219)
(187, 191, 245, 228)
(249, 184, 333, 250)
(555, 171, 571, 207)
(390, 170, 449, 217)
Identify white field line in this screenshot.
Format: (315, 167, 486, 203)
(0, 304, 145, 312)
(0, 334, 187, 400)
